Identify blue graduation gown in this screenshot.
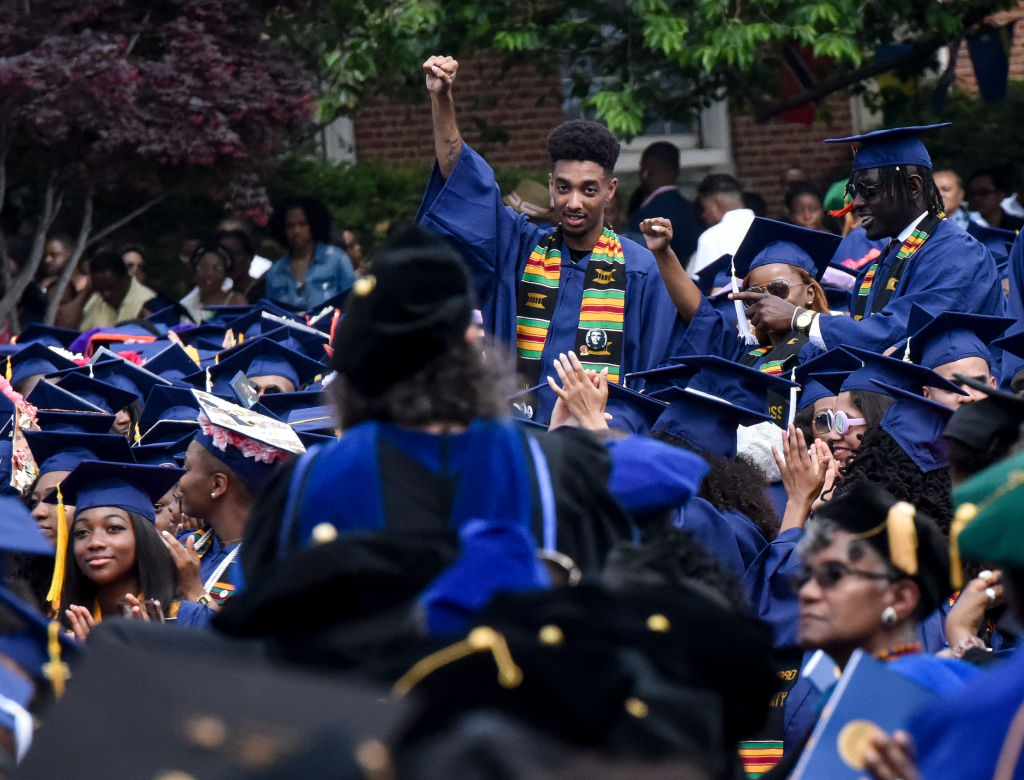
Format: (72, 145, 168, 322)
(175, 535, 241, 629)
(1001, 231, 1024, 389)
(675, 497, 767, 578)
(819, 218, 1006, 352)
(416, 144, 678, 424)
(910, 647, 1024, 779)
(742, 527, 803, 648)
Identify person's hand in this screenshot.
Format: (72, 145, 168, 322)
(160, 531, 205, 602)
(65, 604, 96, 642)
(175, 514, 202, 533)
(639, 218, 673, 253)
(119, 593, 163, 622)
(861, 729, 920, 780)
(730, 291, 799, 336)
(773, 426, 828, 506)
(944, 569, 1003, 649)
(811, 441, 839, 511)
(423, 55, 458, 96)
(547, 352, 610, 431)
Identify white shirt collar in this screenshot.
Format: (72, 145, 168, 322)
(896, 211, 929, 243)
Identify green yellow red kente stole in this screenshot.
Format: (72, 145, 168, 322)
(852, 215, 940, 321)
(515, 226, 627, 391)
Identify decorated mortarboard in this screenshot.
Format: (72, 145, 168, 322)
(792, 348, 862, 410)
(139, 343, 199, 384)
(966, 222, 1016, 278)
(834, 346, 967, 398)
(24, 430, 134, 477)
(694, 253, 734, 297)
(190, 390, 303, 493)
(731, 217, 841, 281)
(952, 448, 1024, 581)
(14, 323, 80, 350)
(604, 381, 668, 435)
(4, 343, 77, 387)
(182, 338, 324, 395)
(44, 460, 184, 525)
(816, 481, 950, 614)
(25, 379, 105, 414)
(649, 386, 775, 458)
(874, 382, 954, 472)
(823, 123, 951, 171)
(606, 436, 709, 517)
(52, 373, 137, 415)
(34, 410, 116, 434)
(903, 305, 1012, 370)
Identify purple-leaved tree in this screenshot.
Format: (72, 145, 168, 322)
(0, 0, 312, 327)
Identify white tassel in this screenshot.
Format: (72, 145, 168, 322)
(902, 335, 912, 363)
(732, 256, 759, 345)
(787, 366, 798, 429)
(205, 366, 212, 393)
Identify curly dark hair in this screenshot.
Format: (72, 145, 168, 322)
(59, 510, 176, 627)
(833, 426, 953, 536)
(330, 339, 515, 430)
(650, 431, 779, 541)
(852, 164, 944, 220)
(547, 119, 620, 175)
(268, 195, 332, 248)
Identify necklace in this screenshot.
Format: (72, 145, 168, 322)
(875, 642, 922, 661)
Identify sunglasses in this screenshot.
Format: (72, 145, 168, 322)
(742, 279, 809, 306)
(791, 560, 900, 591)
(813, 409, 866, 435)
(844, 180, 882, 201)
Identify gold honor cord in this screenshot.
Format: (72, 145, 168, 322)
(392, 626, 523, 698)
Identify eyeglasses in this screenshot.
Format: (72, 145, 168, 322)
(742, 279, 809, 305)
(813, 409, 866, 435)
(844, 180, 882, 201)
(791, 560, 901, 591)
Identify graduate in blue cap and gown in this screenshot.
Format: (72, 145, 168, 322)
(44, 461, 184, 640)
(640, 216, 838, 377)
(182, 337, 324, 397)
(4, 343, 77, 397)
(416, 57, 676, 426)
(734, 124, 1006, 353)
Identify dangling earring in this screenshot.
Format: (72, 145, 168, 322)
(881, 606, 898, 626)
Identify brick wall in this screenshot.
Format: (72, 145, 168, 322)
(354, 53, 564, 170)
(954, 8, 1024, 91)
(730, 93, 855, 218)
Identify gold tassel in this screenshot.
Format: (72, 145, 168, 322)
(45, 484, 69, 611)
(183, 345, 200, 366)
(41, 621, 69, 699)
(392, 626, 522, 698)
(4, 356, 10, 381)
(886, 501, 918, 576)
(949, 503, 978, 591)
(133, 422, 141, 444)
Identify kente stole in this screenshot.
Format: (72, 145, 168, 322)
(515, 226, 627, 388)
(741, 334, 807, 425)
(852, 214, 942, 321)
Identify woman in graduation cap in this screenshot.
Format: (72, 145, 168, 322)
(49, 462, 184, 640)
(640, 216, 836, 378)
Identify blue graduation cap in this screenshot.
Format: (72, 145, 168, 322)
(24, 430, 134, 477)
(634, 354, 797, 415)
(53, 373, 137, 415)
(185, 338, 325, 395)
(172, 323, 231, 351)
(0, 580, 77, 697)
(606, 436, 708, 516)
(841, 346, 968, 397)
(4, 343, 77, 388)
(35, 410, 116, 434)
(137, 385, 200, 436)
(45, 460, 185, 524)
(82, 355, 170, 402)
(875, 383, 954, 472)
(649, 386, 775, 458)
(26, 379, 105, 414)
(221, 306, 306, 341)
(824, 123, 951, 171)
(792, 348, 862, 411)
(966, 222, 1016, 278)
(904, 305, 1012, 370)
(604, 381, 668, 435)
(141, 344, 199, 384)
(694, 253, 734, 297)
(257, 389, 327, 418)
(146, 301, 196, 328)
(15, 323, 80, 350)
(130, 435, 192, 467)
(0, 495, 53, 559)
(295, 430, 338, 447)
(732, 217, 842, 281)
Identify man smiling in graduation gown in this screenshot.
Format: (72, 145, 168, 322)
(733, 125, 1006, 353)
(416, 55, 676, 425)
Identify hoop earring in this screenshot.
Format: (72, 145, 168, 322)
(881, 606, 898, 627)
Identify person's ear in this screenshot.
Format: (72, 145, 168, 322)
(906, 172, 924, 198)
(606, 177, 618, 200)
(210, 472, 229, 500)
(888, 578, 921, 623)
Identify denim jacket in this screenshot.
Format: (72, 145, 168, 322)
(265, 242, 354, 310)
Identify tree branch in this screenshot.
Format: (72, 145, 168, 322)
(752, 38, 947, 122)
(85, 192, 168, 249)
(44, 185, 93, 326)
